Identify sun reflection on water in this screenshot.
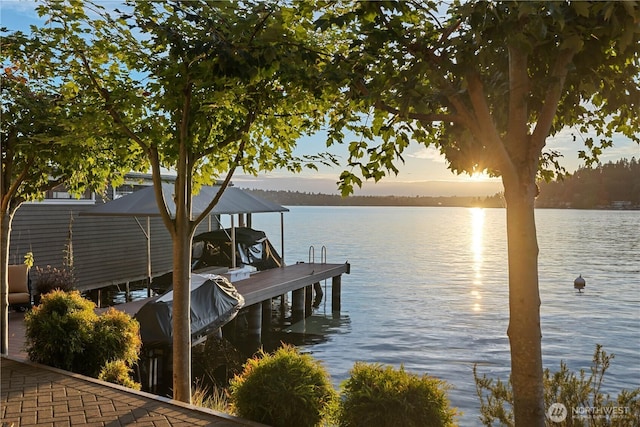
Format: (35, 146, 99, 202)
(470, 208, 485, 312)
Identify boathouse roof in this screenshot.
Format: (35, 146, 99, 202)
(83, 182, 288, 217)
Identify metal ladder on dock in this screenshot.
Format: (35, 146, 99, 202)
(308, 245, 327, 309)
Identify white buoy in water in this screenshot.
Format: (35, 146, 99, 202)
(574, 274, 586, 292)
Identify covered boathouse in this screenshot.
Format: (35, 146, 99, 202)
(8, 174, 289, 293)
(8, 175, 350, 392)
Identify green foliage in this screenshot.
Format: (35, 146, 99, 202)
(30, 0, 338, 190)
(98, 360, 141, 391)
(317, 1, 639, 193)
(25, 290, 97, 371)
(338, 362, 456, 427)
(24, 290, 141, 378)
(229, 345, 338, 427)
(25, 0, 344, 401)
(315, 3, 639, 423)
(474, 345, 640, 426)
(192, 380, 230, 414)
(83, 307, 141, 377)
(537, 158, 640, 208)
(23, 252, 34, 268)
(0, 45, 139, 209)
(1, 29, 140, 354)
(32, 265, 77, 296)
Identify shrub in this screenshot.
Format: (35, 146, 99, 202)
(25, 290, 97, 371)
(338, 362, 457, 427)
(229, 344, 338, 427)
(83, 307, 141, 377)
(24, 290, 141, 378)
(192, 380, 230, 413)
(32, 265, 77, 296)
(99, 360, 141, 391)
(474, 344, 640, 426)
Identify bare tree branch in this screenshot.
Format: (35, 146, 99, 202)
(199, 109, 257, 159)
(466, 72, 516, 179)
(193, 139, 246, 227)
(531, 48, 577, 153)
(148, 145, 175, 235)
(507, 45, 530, 146)
(2, 157, 33, 213)
(77, 52, 150, 153)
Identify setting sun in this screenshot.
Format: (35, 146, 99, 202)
(468, 171, 491, 181)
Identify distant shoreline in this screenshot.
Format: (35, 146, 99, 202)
(243, 189, 639, 210)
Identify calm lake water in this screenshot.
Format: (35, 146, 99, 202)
(246, 206, 640, 425)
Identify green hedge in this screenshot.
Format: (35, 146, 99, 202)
(338, 362, 457, 427)
(99, 360, 141, 390)
(25, 290, 141, 380)
(230, 345, 338, 427)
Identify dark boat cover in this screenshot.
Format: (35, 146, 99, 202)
(192, 227, 282, 271)
(134, 274, 244, 347)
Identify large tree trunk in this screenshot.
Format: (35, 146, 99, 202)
(0, 208, 13, 355)
(504, 178, 545, 426)
(172, 214, 193, 403)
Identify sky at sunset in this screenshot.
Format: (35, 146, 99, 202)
(2, 1, 638, 196)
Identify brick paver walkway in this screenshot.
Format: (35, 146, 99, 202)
(1, 311, 267, 426)
(1, 357, 266, 426)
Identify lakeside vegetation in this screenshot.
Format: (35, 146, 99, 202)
(244, 189, 505, 208)
(536, 158, 640, 209)
(245, 158, 640, 210)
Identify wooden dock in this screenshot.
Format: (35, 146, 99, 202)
(107, 261, 350, 343)
(231, 262, 350, 343)
(233, 262, 350, 306)
(117, 261, 350, 393)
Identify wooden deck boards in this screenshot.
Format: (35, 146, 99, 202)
(106, 262, 350, 315)
(233, 262, 350, 306)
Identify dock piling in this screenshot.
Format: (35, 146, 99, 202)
(292, 288, 305, 323)
(332, 275, 342, 312)
(247, 303, 262, 345)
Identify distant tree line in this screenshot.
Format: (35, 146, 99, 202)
(536, 158, 640, 209)
(244, 189, 505, 208)
(245, 158, 640, 210)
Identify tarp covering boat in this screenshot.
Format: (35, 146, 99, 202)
(134, 274, 244, 347)
(192, 227, 282, 271)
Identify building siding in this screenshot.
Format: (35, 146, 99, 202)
(8, 202, 212, 291)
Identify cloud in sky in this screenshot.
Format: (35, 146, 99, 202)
(406, 146, 447, 163)
(1, 1, 39, 15)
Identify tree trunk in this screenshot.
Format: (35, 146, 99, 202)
(0, 208, 13, 355)
(172, 215, 193, 403)
(504, 179, 545, 426)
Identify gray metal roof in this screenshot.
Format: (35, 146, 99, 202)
(82, 183, 288, 217)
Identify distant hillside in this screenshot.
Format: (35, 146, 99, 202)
(243, 158, 640, 210)
(536, 158, 640, 209)
(242, 189, 505, 208)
